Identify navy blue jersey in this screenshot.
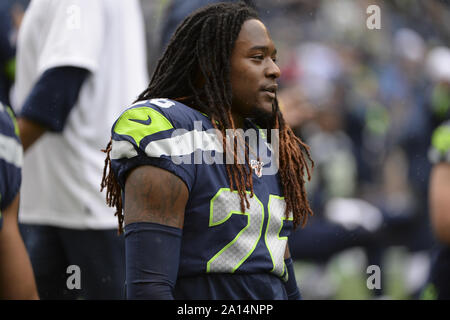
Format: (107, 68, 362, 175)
(111, 98, 293, 299)
(0, 102, 22, 229)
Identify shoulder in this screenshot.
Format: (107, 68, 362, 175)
(0, 103, 19, 139)
(429, 120, 450, 164)
(110, 98, 203, 192)
(111, 98, 211, 161)
(0, 103, 22, 212)
(112, 98, 207, 145)
(117, 98, 205, 124)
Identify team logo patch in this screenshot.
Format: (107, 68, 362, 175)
(250, 159, 264, 178)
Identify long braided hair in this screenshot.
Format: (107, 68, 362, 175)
(101, 1, 314, 234)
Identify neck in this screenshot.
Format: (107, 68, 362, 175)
(177, 96, 246, 129)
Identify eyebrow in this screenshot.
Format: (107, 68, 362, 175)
(249, 45, 277, 55)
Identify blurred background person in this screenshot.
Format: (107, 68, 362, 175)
(421, 46, 450, 300)
(0, 101, 38, 300)
(13, 0, 148, 299)
(0, 0, 27, 106)
(0, 0, 37, 300)
(278, 42, 386, 299)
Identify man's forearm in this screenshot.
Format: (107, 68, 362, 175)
(17, 118, 47, 152)
(0, 194, 39, 299)
(430, 164, 450, 245)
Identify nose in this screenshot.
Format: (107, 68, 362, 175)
(265, 59, 281, 79)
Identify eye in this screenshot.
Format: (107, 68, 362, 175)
(252, 55, 264, 60)
(271, 57, 277, 63)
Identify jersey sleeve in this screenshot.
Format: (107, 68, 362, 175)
(37, 0, 104, 74)
(429, 121, 450, 164)
(0, 103, 23, 229)
(110, 99, 197, 193)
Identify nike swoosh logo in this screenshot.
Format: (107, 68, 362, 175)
(128, 116, 152, 126)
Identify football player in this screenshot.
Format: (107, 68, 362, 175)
(423, 119, 450, 299)
(14, 0, 147, 299)
(102, 2, 313, 299)
(0, 102, 38, 299)
(421, 47, 450, 300)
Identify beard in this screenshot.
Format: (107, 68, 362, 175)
(248, 99, 277, 130)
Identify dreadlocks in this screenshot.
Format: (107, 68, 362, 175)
(101, 1, 314, 234)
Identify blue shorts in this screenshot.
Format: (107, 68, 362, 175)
(19, 224, 125, 300)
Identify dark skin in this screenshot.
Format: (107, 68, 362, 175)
(124, 19, 290, 258)
(17, 118, 46, 152)
(124, 165, 188, 228)
(429, 163, 450, 245)
(0, 193, 39, 299)
(229, 19, 281, 128)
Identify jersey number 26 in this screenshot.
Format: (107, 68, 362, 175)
(206, 188, 292, 279)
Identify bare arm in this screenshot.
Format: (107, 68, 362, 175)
(0, 193, 39, 299)
(124, 165, 189, 228)
(429, 163, 450, 245)
(17, 118, 46, 152)
(122, 165, 189, 299)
